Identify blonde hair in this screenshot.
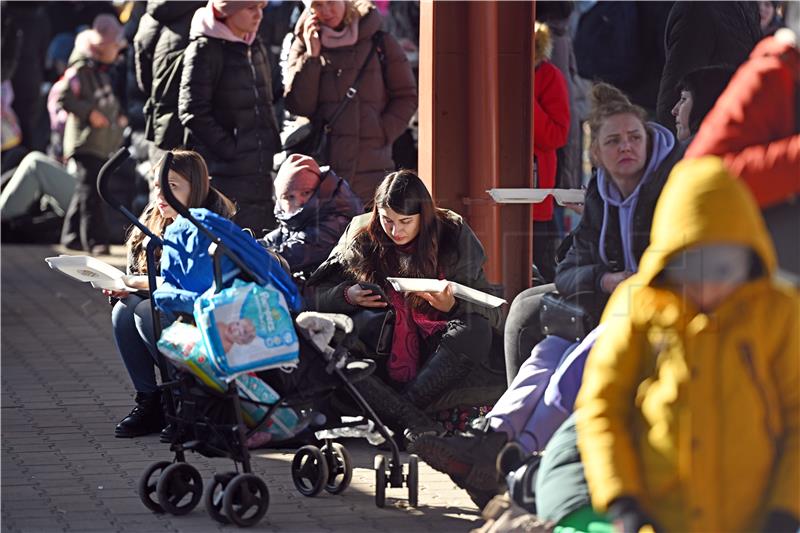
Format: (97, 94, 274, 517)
(587, 83, 648, 143)
(127, 149, 236, 273)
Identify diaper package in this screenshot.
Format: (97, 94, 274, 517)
(157, 321, 305, 440)
(194, 279, 299, 378)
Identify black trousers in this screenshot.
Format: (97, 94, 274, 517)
(503, 284, 554, 384)
(60, 153, 109, 250)
(211, 174, 276, 237)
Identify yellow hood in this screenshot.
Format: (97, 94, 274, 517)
(636, 156, 777, 285)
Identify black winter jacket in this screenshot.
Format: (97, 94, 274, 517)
(554, 143, 684, 323)
(179, 35, 280, 180)
(656, 1, 760, 131)
(134, 1, 202, 97)
(262, 168, 363, 276)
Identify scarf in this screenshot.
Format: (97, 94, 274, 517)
(320, 19, 359, 49)
(386, 288, 448, 383)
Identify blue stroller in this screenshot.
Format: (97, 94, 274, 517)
(97, 148, 419, 527)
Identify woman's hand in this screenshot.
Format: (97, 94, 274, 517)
(88, 109, 110, 128)
(102, 289, 130, 299)
(601, 271, 633, 294)
(346, 284, 388, 308)
(303, 14, 321, 58)
(414, 282, 456, 313)
(563, 202, 584, 215)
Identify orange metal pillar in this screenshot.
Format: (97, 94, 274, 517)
(419, 1, 534, 301)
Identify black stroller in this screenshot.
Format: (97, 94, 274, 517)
(97, 148, 419, 527)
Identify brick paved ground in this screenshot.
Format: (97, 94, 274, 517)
(1, 244, 482, 533)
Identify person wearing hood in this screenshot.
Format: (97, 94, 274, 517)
(412, 82, 682, 508)
(57, 14, 127, 255)
(283, 0, 417, 204)
(261, 153, 363, 278)
(178, 0, 281, 235)
(531, 21, 571, 284)
(685, 18, 800, 278)
(576, 156, 799, 533)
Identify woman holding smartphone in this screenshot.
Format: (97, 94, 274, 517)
(306, 170, 502, 442)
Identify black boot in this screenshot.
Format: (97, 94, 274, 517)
(354, 376, 444, 443)
(409, 423, 508, 495)
(115, 391, 165, 438)
(404, 344, 475, 409)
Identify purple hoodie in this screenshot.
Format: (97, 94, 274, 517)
(596, 121, 675, 272)
(190, 3, 257, 45)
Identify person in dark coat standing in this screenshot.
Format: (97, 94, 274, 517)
(262, 153, 362, 279)
(179, 0, 281, 234)
(656, 1, 761, 132)
(284, 0, 417, 205)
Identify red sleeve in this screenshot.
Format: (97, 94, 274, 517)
(686, 57, 800, 208)
(533, 63, 571, 152)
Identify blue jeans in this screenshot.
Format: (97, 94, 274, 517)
(112, 293, 158, 394)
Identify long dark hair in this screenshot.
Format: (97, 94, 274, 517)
(127, 149, 236, 273)
(346, 170, 457, 306)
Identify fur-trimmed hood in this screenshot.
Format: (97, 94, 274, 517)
(534, 21, 552, 65)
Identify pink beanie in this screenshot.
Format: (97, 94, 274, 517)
(275, 154, 321, 190)
(211, 0, 265, 19)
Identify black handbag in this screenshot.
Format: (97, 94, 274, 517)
(282, 32, 385, 164)
(539, 291, 595, 342)
(350, 307, 395, 356)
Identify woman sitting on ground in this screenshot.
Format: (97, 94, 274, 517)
(305, 169, 502, 442)
(108, 149, 235, 438)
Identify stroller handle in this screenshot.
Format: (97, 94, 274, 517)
(96, 147, 131, 209)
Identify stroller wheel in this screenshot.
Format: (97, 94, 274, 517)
(374, 454, 387, 508)
(156, 462, 203, 515)
(291, 445, 329, 497)
(322, 442, 353, 495)
(204, 471, 237, 524)
(407, 454, 419, 508)
(138, 461, 172, 513)
(222, 473, 270, 527)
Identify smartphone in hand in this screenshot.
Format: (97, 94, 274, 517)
(359, 282, 388, 303)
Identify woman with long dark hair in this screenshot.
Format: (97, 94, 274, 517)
(306, 170, 501, 440)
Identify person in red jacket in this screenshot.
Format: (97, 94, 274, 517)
(532, 22, 570, 283)
(685, 23, 800, 277)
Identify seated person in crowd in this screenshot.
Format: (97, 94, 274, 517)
(305, 170, 502, 444)
(576, 157, 799, 533)
(671, 65, 735, 145)
(413, 82, 682, 504)
(261, 153, 362, 279)
(0, 151, 75, 223)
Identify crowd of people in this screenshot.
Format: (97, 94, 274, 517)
(2, 2, 798, 532)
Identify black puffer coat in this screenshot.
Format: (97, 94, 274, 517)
(554, 142, 684, 322)
(656, 1, 760, 131)
(179, 34, 280, 182)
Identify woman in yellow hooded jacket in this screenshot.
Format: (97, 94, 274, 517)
(575, 156, 799, 532)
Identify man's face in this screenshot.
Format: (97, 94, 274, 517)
(277, 169, 320, 215)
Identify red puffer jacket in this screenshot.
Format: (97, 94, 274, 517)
(686, 35, 800, 208)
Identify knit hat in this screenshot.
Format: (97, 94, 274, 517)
(679, 65, 735, 133)
(274, 154, 321, 193)
(211, 0, 264, 19)
(88, 14, 127, 49)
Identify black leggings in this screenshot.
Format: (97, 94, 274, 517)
(503, 284, 554, 384)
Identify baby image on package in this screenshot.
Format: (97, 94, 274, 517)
(195, 280, 299, 376)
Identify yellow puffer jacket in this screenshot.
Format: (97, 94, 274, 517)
(575, 157, 800, 532)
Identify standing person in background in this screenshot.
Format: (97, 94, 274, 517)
(656, 1, 760, 133)
(760, 0, 785, 36)
(284, 0, 417, 205)
(57, 16, 128, 255)
(685, 11, 800, 278)
(531, 21, 570, 284)
(179, 0, 281, 235)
